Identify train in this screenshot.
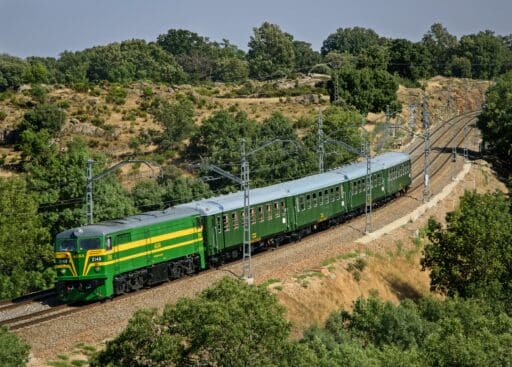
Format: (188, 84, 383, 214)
(55, 151, 411, 302)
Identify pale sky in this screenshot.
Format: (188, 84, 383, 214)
(1, 0, 511, 58)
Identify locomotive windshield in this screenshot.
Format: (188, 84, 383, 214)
(79, 238, 101, 250)
(57, 239, 76, 252)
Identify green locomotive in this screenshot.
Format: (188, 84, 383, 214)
(55, 152, 411, 302)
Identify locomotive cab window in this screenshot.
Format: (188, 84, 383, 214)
(80, 238, 101, 251)
(106, 237, 112, 251)
(57, 239, 76, 252)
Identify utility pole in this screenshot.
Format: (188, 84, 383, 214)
(408, 103, 416, 139)
(332, 72, 339, 104)
(463, 124, 469, 161)
(464, 79, 469, 113)
(240, 139, 252, 283)
(202, 139, 297, 283)
(364, 140, 372, 234)
(422, 95, 431, 203)
(86, 159, 94, 225)
(85, 159, 161, 225)
(317, 109, 324, 173)
(324, 137, 372, 233)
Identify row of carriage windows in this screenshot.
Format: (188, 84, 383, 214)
(215, 164, 409, 233)
(351, 172, 385, 194)
(389, 163, 410, 181)
(218, 201, 287, 233)
(298, 186, 342, 211)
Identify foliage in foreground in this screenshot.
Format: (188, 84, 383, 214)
(91, 277, 310, 367)
(90, 277, 512, 367)
(0, 327, 30, 367)
(478, 70, 512, 166)
(421, 191, 512, 311)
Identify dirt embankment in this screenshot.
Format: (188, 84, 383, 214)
(271, 160, 507, 337)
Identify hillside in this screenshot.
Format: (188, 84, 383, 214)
(0, 76, 488, 182)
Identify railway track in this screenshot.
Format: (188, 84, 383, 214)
(0, 288, 57, 311)
(7, 112, 479, 332)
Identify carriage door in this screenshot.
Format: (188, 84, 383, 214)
(214, 215, 224, 253)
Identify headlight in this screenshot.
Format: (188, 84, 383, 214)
(94, 266, 101, 273)
(60, 269, 66, 275)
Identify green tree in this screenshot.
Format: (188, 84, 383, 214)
(92, 277, 302, 366)
(477, 70, 512, 163)
(329, 67, 400, 114)
(247, 22, 295, 80)
(356, 45, 390, 70)
(457, 30, 512, 79)
(251, 112, 313, 186)
(447, 55, 472, 78)
(321, 27, 381, 56)
(19, 103, 66, 135)
(421, 23, 458, 75)
(293, 40, 322, 72)
(0, 178, 53, 298)
(132, 180, 164, 211)
(421, 191, 512, 309)
(303, 107, 362, 171)
(24, 138, 134, 236)
(152, 98, 195, 151)
(0, 327, 30, 367)
(55, 50, 89, 85)
(0, 54, 27, 91)
(387, 39, 432, 81)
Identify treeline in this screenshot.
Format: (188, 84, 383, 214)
(1, 22, 512, 93)
(86, 191, 512, 366)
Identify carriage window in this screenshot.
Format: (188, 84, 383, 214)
(335, 186, 340, 200)
(258, 207, 264, 223)
(106, 237, 112, 251)
(312, 193, 317, 207)
(319, 191, 323, 205)
(281, 201, 286, 215)
(274, 202, 280, 218)
(216, 216, 222, 233)
(232, 212, 238, 230)
(306, 194, 311, 209)
(299, 196, 305, 211)
(223, 214, 230, 231)
(241, 210, 245, 225)
(330, 188, 334, 202)
(266, 204, 272, 220)
(250, 209, 256, 224)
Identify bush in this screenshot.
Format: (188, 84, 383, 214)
(0, 110, 6, 121)
(106, 86, 128, 105)
(0, 326, 30, 366)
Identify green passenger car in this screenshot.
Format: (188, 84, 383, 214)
(55, 207, 205, 302)
(177, 152, 411, 260)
